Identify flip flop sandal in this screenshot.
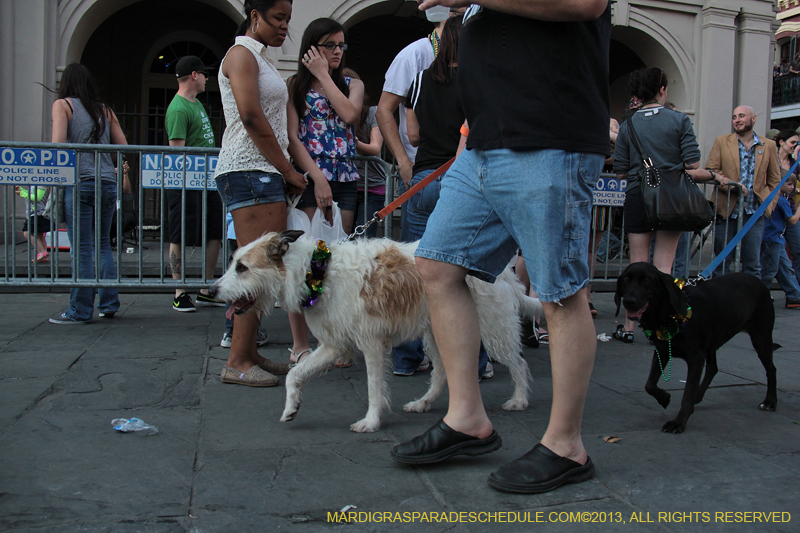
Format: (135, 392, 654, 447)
(538, 331, 549, 345)
(288, 347, 312, 367)
(589, 302, 598, 318)
(612, 324, 634, 344)
(334, 358, 352, 368)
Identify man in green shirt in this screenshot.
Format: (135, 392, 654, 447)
(166, 55, 224, 312)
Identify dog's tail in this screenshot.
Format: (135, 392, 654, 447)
(518, 293, 544, 322)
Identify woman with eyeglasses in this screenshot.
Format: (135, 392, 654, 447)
(286, 18, 364, 367)
(287, 18, 364, 233)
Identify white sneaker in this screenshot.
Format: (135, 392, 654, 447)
(482, 361, 494, 380)
(256, 327, 269, 346)
(220, 332, 232, 348)
(221, 328, 268, 348)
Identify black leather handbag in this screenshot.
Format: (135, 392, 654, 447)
(628, 116, 713, 232)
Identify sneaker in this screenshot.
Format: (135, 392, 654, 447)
(256, 327, 269, 346)
(98, 311, 115, 319)
(786, 298, 800, 309)
(220, 332, 232, 348)
(416, 355, 431, 372)
(220, 328, 267, 348)
(173, 293, 196, 312)
(49, 312, 92, 325)
(482, 362, 495, 380)
(196, 293, 225, 307)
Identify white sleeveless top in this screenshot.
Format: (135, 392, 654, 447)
(215, 36, 290, 177)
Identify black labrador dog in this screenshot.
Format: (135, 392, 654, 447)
(615, 262, 777, 433)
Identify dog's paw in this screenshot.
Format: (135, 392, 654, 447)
(403, 400, 430, 413)
(661, 419, 686, 434)
(501, 398, 528, 411)
(656, 392, 671, 409)
(758, 400, 777, 412)
(280, 408, 298, 422)
(350, 419, 380, 433)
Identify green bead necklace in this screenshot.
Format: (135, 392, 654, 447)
(654, 341, 672, 382)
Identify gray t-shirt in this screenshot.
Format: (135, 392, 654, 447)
(613, 106, 701, 191)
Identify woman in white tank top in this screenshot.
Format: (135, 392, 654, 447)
(214, 0, 307, 387)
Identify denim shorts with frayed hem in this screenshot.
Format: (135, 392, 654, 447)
(215, 171, 286, 212)
(415, 148, 603, 303)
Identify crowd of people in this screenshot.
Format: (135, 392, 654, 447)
(32, 0, 798, 496)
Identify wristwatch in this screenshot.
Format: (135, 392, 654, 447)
(707, 169, 716, 182)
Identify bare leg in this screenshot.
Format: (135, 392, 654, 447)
(36, 233, 48, 255)
(539, 288, 594, 464)
(652, 230, 681, 274)
(340, 210, 355, 235)
(199, 239, 222, 295)
(227, 202, 286, 371)
(416, 257, 493, 439)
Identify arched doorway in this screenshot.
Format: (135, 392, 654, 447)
(78, 0, 236, 145)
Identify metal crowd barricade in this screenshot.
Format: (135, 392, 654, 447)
(1, 142, 746, 290)
(588, 173, 746, 288)
(1, 141, 222, 289)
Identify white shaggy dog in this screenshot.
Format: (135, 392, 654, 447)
(214, 230, 542, 433)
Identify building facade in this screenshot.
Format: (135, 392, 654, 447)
(0, 0, 781, 159)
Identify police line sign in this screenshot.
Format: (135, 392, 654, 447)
(141, 153, 217, 190)
(0, 148, 76, 185)
(593, 177, 626, 206)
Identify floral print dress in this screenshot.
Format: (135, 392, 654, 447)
(298, 77, 359, 182)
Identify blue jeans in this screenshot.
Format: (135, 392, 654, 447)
(417, 148, 602, 301)
(713, 213, 764, 278)
(354, 190, 385, 238)
(783, 221, 800, 287)
(393, 169, 488, 376)
(761, 241, 800, 299)
(64, 180, 119, 321)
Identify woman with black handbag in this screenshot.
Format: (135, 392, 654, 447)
(612, 67, 728, 342)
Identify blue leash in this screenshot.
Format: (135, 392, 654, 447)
(698, 158, 800, 280)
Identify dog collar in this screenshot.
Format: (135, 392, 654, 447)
(302, 240, 331, 308)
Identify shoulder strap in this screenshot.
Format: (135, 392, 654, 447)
(64, 98, 73, 114)
(626, 114, 652, 166)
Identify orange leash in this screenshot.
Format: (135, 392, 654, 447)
(346, 157, 456, 240)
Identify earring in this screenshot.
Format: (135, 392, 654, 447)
(252, 20, 258, 33)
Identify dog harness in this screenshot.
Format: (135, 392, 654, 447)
(302, 240, 331, 308)
(640, 278, 692, 382)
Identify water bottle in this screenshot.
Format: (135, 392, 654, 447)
(111, 417, 158, 435)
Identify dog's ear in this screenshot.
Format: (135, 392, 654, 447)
(614, 277, 623, 317)
(280, 230, 305, 243)
(660, 270, 689, 316)
(266, 231, 303, 262)
(614, 267, 629, 317)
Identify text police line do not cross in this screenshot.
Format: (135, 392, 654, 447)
(141, 153, 218, 191)
(0, 148, 76, 185)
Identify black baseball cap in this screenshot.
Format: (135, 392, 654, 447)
(175, 56, 213, 78)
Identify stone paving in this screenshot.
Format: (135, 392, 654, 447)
(1, 291, 798, 532)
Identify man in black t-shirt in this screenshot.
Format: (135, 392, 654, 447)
(391, 0, 611, 495)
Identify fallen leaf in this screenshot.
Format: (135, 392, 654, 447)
(603, 436, 621, 443)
